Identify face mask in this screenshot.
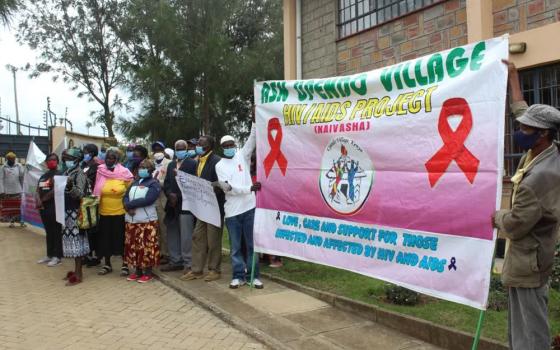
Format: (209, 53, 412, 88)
(187, 150, 197, 158)
(7, 159, 15, 166)
(98, 151, 106, 161)
(83, 154, 92, 162)
(65, 160, 75, 168)
(154, 152, 165, 161)
(176, 150, 188, 160)
(106, 161, 115, 169)
(138, 168, 150, 178)
(46, 160, 58, 170)
(126, 151, 134, 159)
(223, 148, 236, 158)
(196, 146, 205, 155)
(514, 130, 541, 151)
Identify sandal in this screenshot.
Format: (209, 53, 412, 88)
(63, 271, 75, 281)
(65, 274, 82, 286)
(97, 265, 113, 275)
(120, 265, 129, 277)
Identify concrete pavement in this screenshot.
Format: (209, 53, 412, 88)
(0, 224, 265, 350)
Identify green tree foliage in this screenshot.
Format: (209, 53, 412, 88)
(0, 0, 19, 25)
(17, 0, 128, 138)
(117, 0, 283, 143)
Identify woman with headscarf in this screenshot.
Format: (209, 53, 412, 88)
(61, 148, 90, 286)
(81, 143, 101, 267)
(94, 147, 134, 276)
(123, 159, 161, 283)
(36, 153, 63, 267)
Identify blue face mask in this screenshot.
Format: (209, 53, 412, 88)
(196, 146, 205, 155)
(223, 148, 236, 158)
(65, 160, 75, 168)
(126, 151, 134, 159)
(138, 168, 150, 178)
(187, 150, 197, 158)
(514, 130, 541, 151)
(83, 154, 92, 162)
(98, 151, 106, 161)
(176, 150, 188, 160)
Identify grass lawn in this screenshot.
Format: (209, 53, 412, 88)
(222, 230, 560, 343)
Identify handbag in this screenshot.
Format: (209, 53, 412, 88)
(78, 174, 99, 230)
(78, 195, 99, 229)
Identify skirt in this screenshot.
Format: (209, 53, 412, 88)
(62, 209, 90, 258)
(97, 215, 125, 257)
(124, 221, 160, 269)
(0, 194, 21, 222)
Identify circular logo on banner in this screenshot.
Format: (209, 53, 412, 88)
(319, 136, 375, 215)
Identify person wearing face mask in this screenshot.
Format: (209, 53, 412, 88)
(492, 60, 560, 350)
(151, 141, 171, 264)
(98, 144, 110, 163)
(130, 145, 149, 178)
(161, 139, 197, 273)
(36, 153, 63, 267)
(81, 144, 101, 267)
(123, 159, 162, 283)
(61, 148, 89, 286)
(215, 117, 264, 289)
(124, 144, 136, 172)
(182, 135, 225, 282)
(0, 151, 25, 228)
(93, 148, 134, 276)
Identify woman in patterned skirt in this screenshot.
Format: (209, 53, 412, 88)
(123, 159, 161, 283)
(61, 148, 90, 286)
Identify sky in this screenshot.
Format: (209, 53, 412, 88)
(0, 20, 133, 139)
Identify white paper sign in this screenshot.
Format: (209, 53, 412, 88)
(54, 176, 68, 226)
(176, 171, 221, 227)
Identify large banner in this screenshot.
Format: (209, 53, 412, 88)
(254, 37, 508, 309)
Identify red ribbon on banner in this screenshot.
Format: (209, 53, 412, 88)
(263, 118, 288, 178)
(425, 98, 480, 187)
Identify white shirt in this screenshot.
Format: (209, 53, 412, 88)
(0, 163, 24, 194)
(216, 123, 256, 218)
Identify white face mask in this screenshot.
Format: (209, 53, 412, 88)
(153, 152, 165, 161)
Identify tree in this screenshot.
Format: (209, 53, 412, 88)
(0, 0, 19, 25)
(17, 0, 128, 138)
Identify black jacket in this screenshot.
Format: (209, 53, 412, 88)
(163, 159, 197, 219)
(197, 152, 225, 217)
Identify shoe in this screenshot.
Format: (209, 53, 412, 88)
(251, 278, 264, 289)
(127, 273, 140, 281)
(181, 271, 204, 281)
(269, 261, 283, 268)
(137, 275, 153, 283)
(20, 223, 26, 228)
(47, 257, 61, 267)
(204, 271, 221, 282)
(37, 257, 51, 264)
(86, 257, 100, 268)
(229, 279, 246, 289)
(65, 274, 82, 286)
(120, 266, 130, 277)
(9, 223, 15, 228)
(160, 264, 183, 272)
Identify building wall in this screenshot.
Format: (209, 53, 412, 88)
(493, 0, 560, 36)
(301, 0, 337, 78)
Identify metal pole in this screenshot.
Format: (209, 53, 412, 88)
(8, 66, 21, 135)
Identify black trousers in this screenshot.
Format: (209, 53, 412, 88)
(40, 205, 63, 258)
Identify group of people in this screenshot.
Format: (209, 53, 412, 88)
(2, 112, 267, 289)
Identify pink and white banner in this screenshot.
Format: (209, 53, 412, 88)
(254, 37, 508, 309)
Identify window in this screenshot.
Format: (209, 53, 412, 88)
(338, 0, 441, 38)
(504, 63, 560, 177)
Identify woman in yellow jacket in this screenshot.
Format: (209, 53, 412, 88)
(93, 148, 133, 276)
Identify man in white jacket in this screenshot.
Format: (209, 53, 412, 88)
(215, 114, 263, 289)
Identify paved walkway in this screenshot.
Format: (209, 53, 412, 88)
(0, 225, 264, 350)
(157, 253, 442, 349)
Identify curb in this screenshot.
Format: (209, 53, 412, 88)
(154, 271, 291, 350)
(260, 271, 508, 350)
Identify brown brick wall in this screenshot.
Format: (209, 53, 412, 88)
(336, 0, 468, 76)
(301, 0, 337, 78)
(493, 0, 560, 36)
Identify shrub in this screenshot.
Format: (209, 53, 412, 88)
(384, 284, 420, 306)
(551, 242, 560, 291)
(487, 276, 508, 311)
